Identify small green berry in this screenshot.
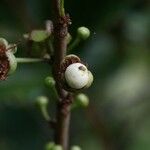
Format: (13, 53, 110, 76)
(45, 143, 62, 150)
(67, 33, 72, 44)
(45, 142, 55, 150)
(45, 76, 56, 87)
(36, 96, 50, 121)
(75, 93, 89, 107)
(71, 145, 82, 150)
(44, 76, 59, 99)
(53, 145, 63, 150)
(77, 27, 90, 40)
(36, 96, 49, 106)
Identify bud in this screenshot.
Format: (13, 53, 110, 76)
(36, 96, 49, 107)
(45, 142, 55, 150)
(71, 145, 82, 150)
(75, 93, 89, 107)
(45, 76, 56, 87)
(77, 27, 90, 40)
(45, 143, 62, 150)
(53, 145, 63, 150)
(36, 96, 50, 121)
(44, 76, 59, 99)
(67, 33, 72, 44)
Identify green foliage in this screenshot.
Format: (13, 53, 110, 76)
(0, 0, 150, 150)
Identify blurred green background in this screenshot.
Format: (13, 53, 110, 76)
(0, 0, 150, 150)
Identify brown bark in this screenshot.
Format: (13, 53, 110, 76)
(52, 0, 72, 150)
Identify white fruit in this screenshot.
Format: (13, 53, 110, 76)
(84, 71, 94, 88)
(65, 63, 89, 89)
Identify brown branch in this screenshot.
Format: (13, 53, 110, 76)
(52, 0, 72, 150)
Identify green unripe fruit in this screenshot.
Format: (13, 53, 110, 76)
(44, 76, 59, 99)
(68, 27, 90, 50)
(36, 96, 49, 106)
(36, 96, 50, 121)
(71, 145, 82, 150)
(45, 76, 56, 87)
(53, 145, 63, 150)
(67, 33, 72, 44)
(77, 27, 90, 40)
(45, 142, 55, 150)
(45, 143, 62, 150)
(75, 93, 89, 107)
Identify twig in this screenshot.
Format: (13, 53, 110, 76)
(51, 0, 72, 150)
(16, 58, 46, 63)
